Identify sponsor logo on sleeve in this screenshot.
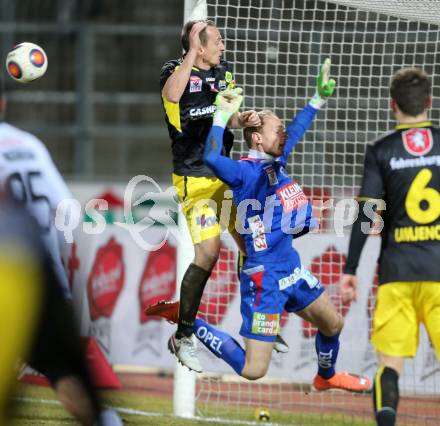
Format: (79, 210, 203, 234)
(251, 312, 280, 336)
(276, 182, 308, 213)
(189, 76, 202, 93)
(248, 215, 268, 251)
(402, 128, 433, 156)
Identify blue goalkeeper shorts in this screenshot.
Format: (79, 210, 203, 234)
(239, 261, 324, 342)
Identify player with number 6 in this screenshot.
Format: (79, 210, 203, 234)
(340, 67, 440, 426)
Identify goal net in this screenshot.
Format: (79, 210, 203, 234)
(180, 1, 440, 424)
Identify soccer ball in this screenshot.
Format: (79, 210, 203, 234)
(6, 42, 48, 83)
(254, 407, 271, 422)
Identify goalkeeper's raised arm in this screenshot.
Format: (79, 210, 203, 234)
(205, 58, 336, 174)
(281, 58, 336, 164)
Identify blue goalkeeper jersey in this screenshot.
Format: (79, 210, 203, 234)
(204, 104, 319, 266)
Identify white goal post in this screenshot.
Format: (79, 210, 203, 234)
(175, 0, 440, 423)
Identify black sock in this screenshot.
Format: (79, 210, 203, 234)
(176, 263, 211, 338)
(373, 366, 399, 426)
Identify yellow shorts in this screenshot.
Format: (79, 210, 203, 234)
(371, 281, 440, 359)
(0, 247, 42, 415)
(172, 174, 237, 245)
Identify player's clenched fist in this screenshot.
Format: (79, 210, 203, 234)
(214, 87, 244, 125)
(339, 274, 358, 304)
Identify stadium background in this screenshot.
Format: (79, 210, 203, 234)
(1, 0, 439, 425)
(1, 0, 181, 182)
(4, 0, 439, 186)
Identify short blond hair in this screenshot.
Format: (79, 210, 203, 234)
(181, 20, 216, 53)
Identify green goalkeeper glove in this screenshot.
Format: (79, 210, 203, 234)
(309, 58, 336, 109)
(213, 87, 244, 127)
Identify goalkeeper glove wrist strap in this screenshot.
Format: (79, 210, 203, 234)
(309, 93, 326, 110)
(213, 111, 230, 128)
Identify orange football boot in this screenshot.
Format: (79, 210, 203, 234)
(313, 372, 371, 393)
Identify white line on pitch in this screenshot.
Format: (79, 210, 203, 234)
(16, 397, 288, 425)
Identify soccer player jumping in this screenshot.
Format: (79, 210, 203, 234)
(160, 20, 261, 373)
(149, 60, 371, 392)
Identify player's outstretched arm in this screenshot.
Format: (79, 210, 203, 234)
(281, 58, 336, 164)
(309, 58, 336, 109)
(203, 88, 244, 187)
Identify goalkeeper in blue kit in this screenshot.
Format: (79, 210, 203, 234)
(148, 60, 371, 392)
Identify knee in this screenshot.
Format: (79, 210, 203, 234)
(195, 253, 218, 271)
(194, 247, 220, 271)
(241, 363, 268, 381)
(319, 313, 344, 336)
(242, 370, 265, 381)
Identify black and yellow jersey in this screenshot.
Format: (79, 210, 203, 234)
(160, 58, 235, 177)
(358, 122, 440, 283)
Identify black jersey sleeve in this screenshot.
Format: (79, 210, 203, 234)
(358, 144, 384, 200)
(344, 201, 372, 274)
(344, 143, 383, 275)
(159, 60, 178, 91)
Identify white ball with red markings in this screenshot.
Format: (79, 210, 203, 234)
(6, 42, 48, 83)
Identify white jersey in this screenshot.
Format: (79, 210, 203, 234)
(0, 122, 72, 298)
